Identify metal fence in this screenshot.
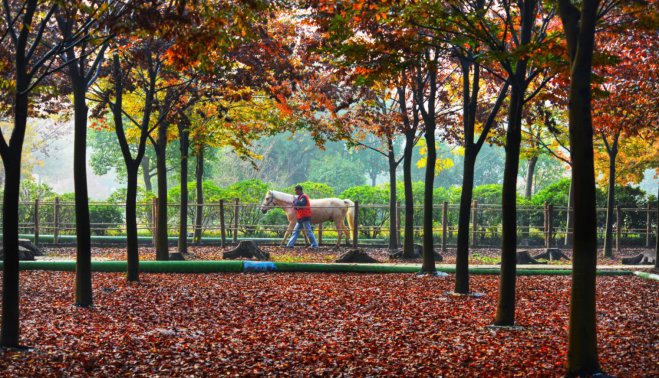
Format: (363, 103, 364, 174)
(5, 198, 658, 249)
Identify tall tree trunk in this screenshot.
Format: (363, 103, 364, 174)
(193, 145, 204, 243)
(155, 123, 169, 261)
(602, 144, 617, 257)
(178, 123, 190, 254)
(1, 156, 22, 348)
(494, 76, 525, 326)
(421, 122, 437, 273)
(370, 173, 377, 187)
(125, 165, 140, 281)
(402, 132, 416, 258)
(455, 149, 477, 294)
(1, 77, 29, 347)
(387, 138, 398, 250)
(494, 0, 536, 327)
(558, 0, 601, 374)
(72, 79, 92, 307)
(565, 178, 574, 247)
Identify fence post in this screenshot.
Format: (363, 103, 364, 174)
(53, 197, 60, 245)
(152, 197, 158, 245)
(646, 202, 652, 248)
(547, 203, 554, 248)
(233, 198, 239, 243)
(34, 199, 40, 246)
(352, 201, 359, 248)
(396, 201, 401, 248)
(318, 223, 323, 245)
(616, 204, 622, 253)
(442, 201, 448, 252)
(219, 199, 226, 247)
(471, 200, 478, 247)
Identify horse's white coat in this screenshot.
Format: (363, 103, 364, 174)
(260, 190, 355, 246)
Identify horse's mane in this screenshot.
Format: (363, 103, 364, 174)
(270, 190, 294, 202)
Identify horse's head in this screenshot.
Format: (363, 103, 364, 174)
(260, 190, 275, 214)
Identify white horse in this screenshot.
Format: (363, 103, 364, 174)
(260, 190, 355, 247)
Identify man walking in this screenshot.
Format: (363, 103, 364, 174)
(287, 185, 318, 249)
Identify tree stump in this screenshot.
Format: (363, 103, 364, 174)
(621, 252, 656, 265)
(0, 239, 43, 261)
(336, 249, 379, 263)
(223, 241, 270, 261)
(169, 252, 186, 261)
(532, 248, 570, 261)
(389, 244, 442, 261)
(516, 250, 546, 264)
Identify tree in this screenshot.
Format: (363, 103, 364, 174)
(90, 38, 161, 280)
(444, 0, 559, 324)
(557, 0, 601, 373)
(0, 0, 87, 348)
(55, 0, 112, 307)
(593, 13, 659, 257)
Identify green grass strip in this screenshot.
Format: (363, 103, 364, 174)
(0, 261, 633, 275)
(633, 271, 659, 281)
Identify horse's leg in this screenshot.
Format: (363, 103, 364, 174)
(302, 228, 310, 246)
(282, 221, 296, 246)
(334, 218, 342, 247)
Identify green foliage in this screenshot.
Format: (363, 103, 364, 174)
(168, 180, 228, 203)
(341, 185, 389, 238)
(309, 155, 366, 194)
(531, 179, 570, 206)
(226, 179, 270, 202)
(19, 179, 55, 202)
(89, 204, 124, 236)
(472, 184, 503, 204)
(340, 185, 389, 205)
(607, 185, 648, 207)
(283, 181, 336, 198)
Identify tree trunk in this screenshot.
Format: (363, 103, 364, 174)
(523, 156, 538, 245)
(387, 139, 398, 250)
(455, 149, 477, 294)
(1, 75, 29, 346)
(125, 165, 140, 282)
(494, 0, 536, 327)
(141, 158, 153, 193)
(421, 123, 437, 273)
(602, 148, 617, 257)
(1, 156, 22, 348)
(494, 76, 524, 326)
(194, 145, 204, 243)
(558, 0, 601, 374)
(525, 156, 538, 198)
(72, 79, 92, 307)
(565, 179, 574, 247)
(402, 132, 416, 258)
(178, 123, 189, 254)
(155, 122, 169, 261)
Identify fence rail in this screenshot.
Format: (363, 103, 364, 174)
(4, 198, 657, 249)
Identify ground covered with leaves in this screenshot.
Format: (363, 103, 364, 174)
(1, 272, 656, 377)
(40, 245, 653, 266)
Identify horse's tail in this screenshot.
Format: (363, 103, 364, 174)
(344, 199, 355, 236)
